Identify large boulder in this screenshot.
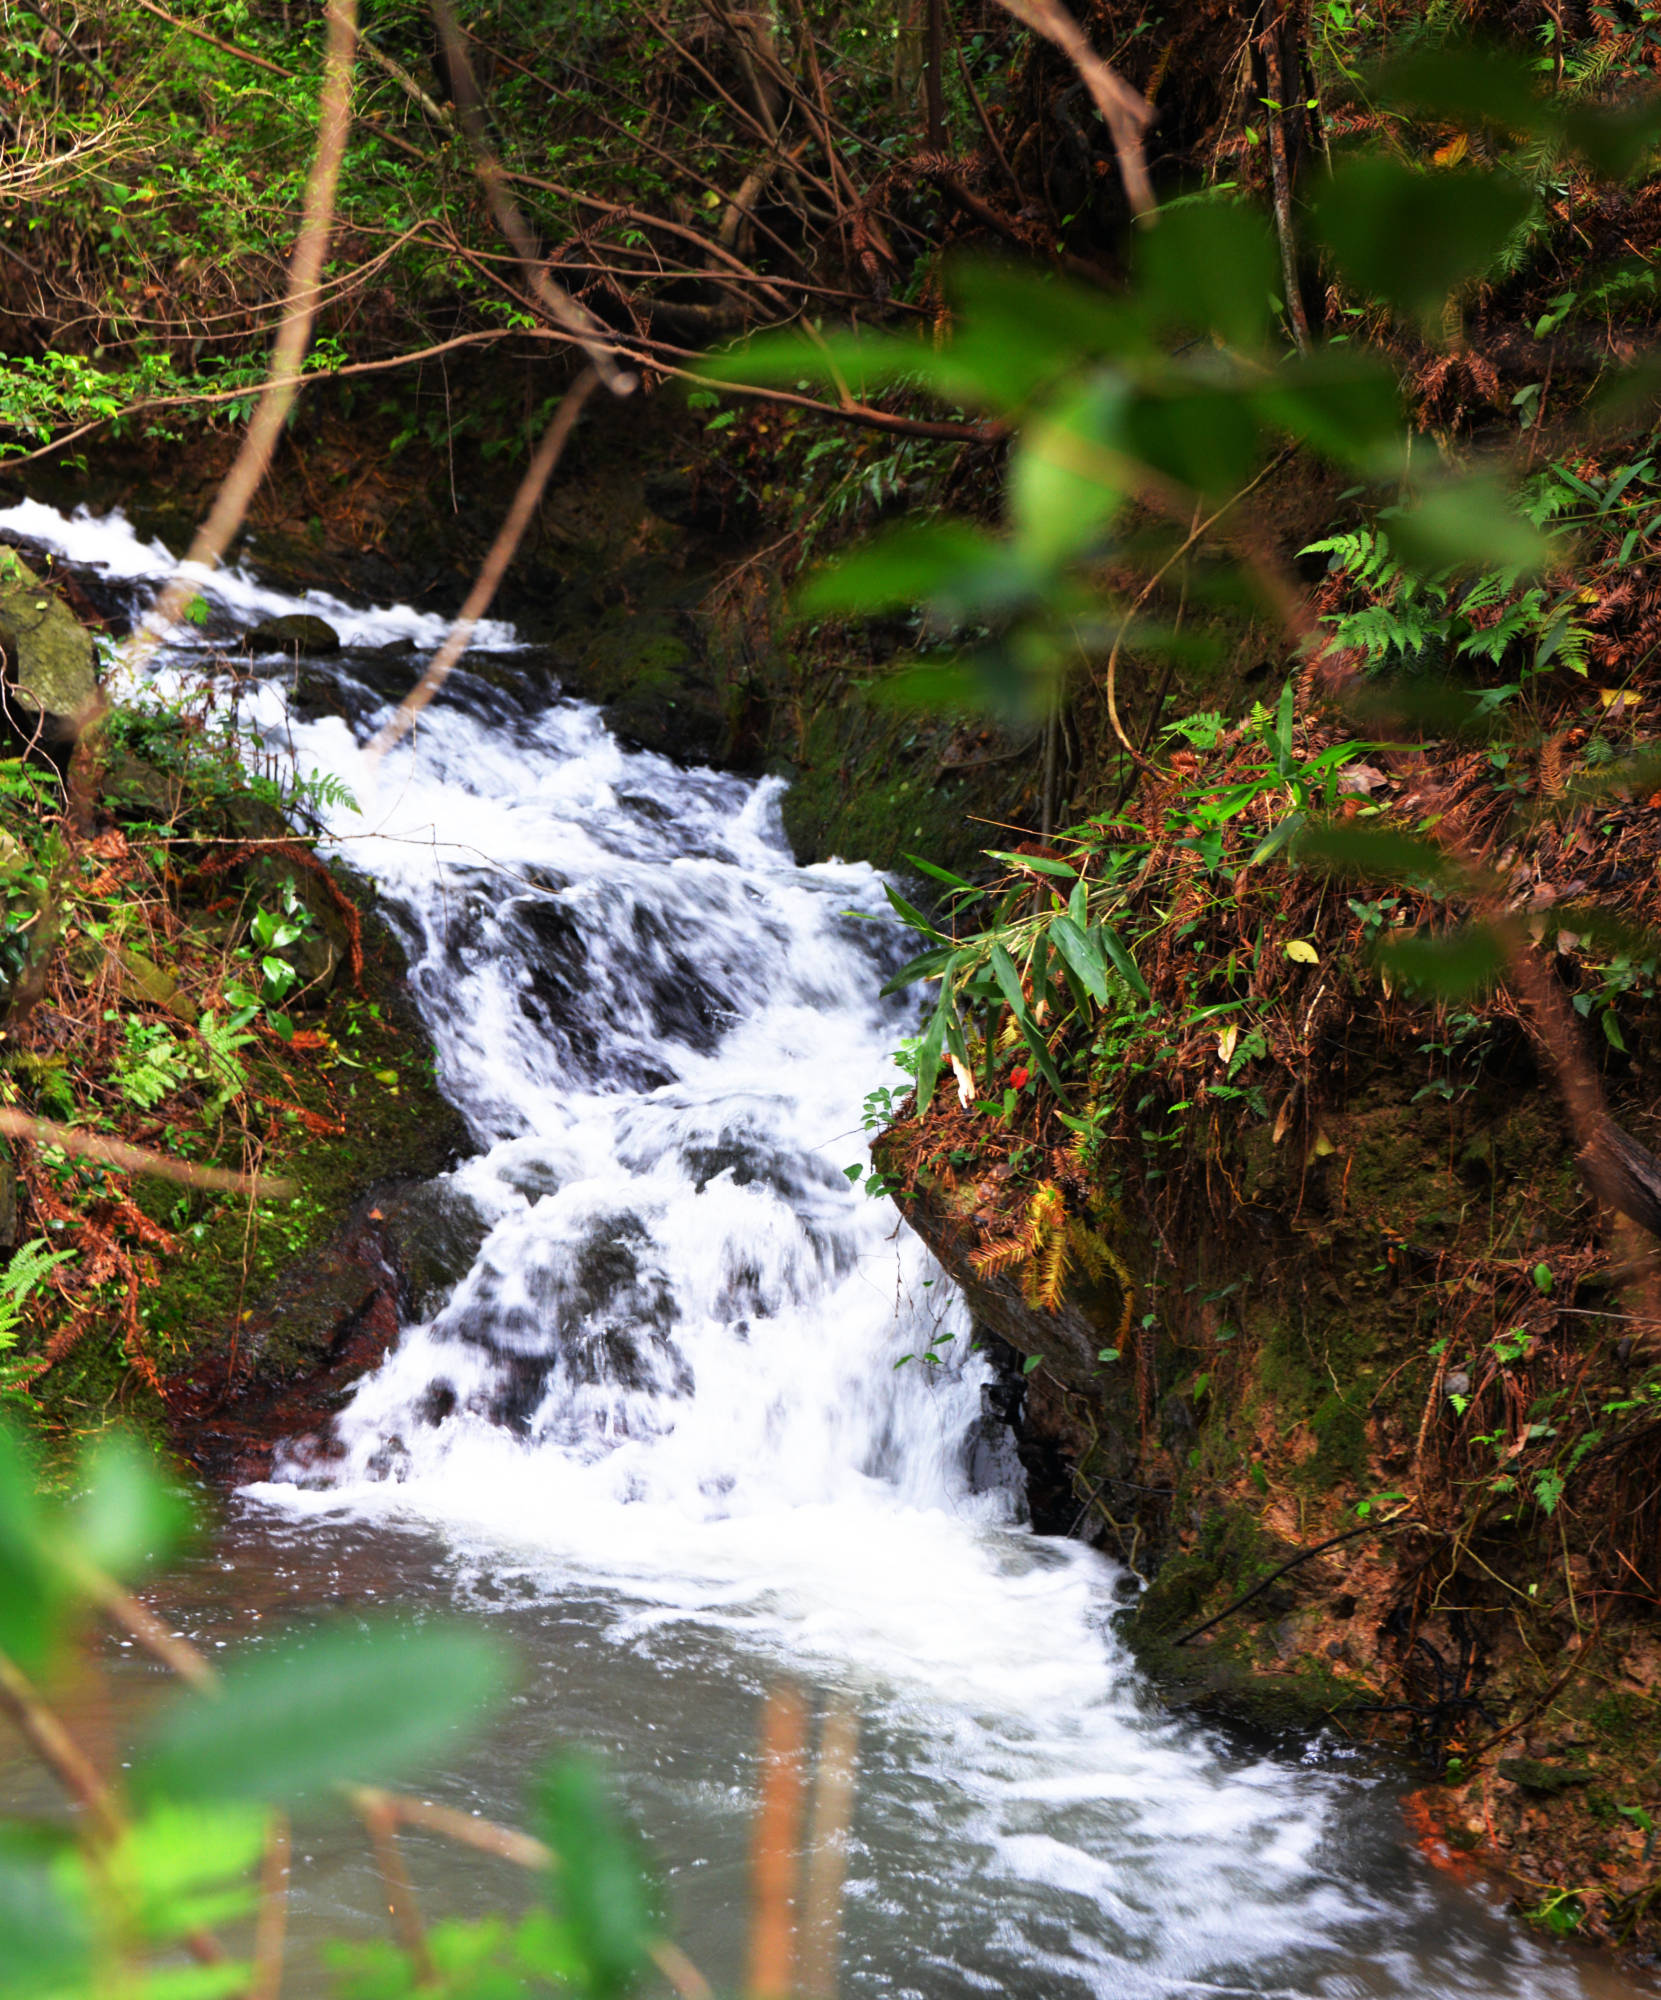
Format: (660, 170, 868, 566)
(0, 545, 99, 742)
(249, 612, 340, 656)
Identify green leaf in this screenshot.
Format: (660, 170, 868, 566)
(0, 1423, 62, 1675)
(1120, 380, 1265, 498)
(134, 1621, 509, 1806)
(1389, 476, 1552, 577)
(1009, 372, 1130, 569)
(987, 849, 1078, 880)
(1048, 915, 1109, 1005)
(882, 882, 945, 939)
(138, 1966, 257, 2000)
(799, 521, 1032, 624)
(69, 1430, 194, 1584)
(944, 259, 1152, 408)
(1378, 923, 1507, 997)
(914, 984, 951, 1115)
(878, 944, 955, 997)
(1021, 1353, 1043, 1374)
(0, 1838, 90, 1998)
(1137, 200, 1278, 351)
(1371, 42, 1546, 138)
(1095, 921, 1150, 1003)
(1372, 40, 1660, 180)
(903, 853, 979, 893)
(1296, 823, 1454, 885)
(1249, 810, 1303, 866)
(1310, 158, 1533, 327)
(1255, 350, 1405, 468)
(987, 941, 1029, 1020)
(537, 1754, 657, 2000)
(111, 1802, 266, 1944)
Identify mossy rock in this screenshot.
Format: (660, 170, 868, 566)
(0, 546, 98, 741)
(249, 613, 341, 656)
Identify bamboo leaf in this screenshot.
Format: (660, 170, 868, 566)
(1049, 916, 1110, 1005)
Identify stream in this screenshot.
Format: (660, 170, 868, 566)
(2, 498, 1647, 1999)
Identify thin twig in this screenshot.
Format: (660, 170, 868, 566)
(1171, 1516, 1415, 1647)
(429, 0, 634, 398)
(0, 1649, 124, 1842)
(799, 1705, 858, 2000)
(117, 0, 358, 690)
(126, 0, 291, 76)
(991, 0, 1155, 218)
(748, 1687, 808, 2000)
(249, 1811, 292, 2000)
(357, 1792, 437, 1983)
(369, 367, 601, 759)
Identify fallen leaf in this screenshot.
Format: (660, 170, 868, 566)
(1285, 939, 1320, 964)
(1217, 1024, 1239, 1065)
(949, 1052, 977, 1110)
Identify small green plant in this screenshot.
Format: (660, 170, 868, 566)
(0, 1238, 75, 1407)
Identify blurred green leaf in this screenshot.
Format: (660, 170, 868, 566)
(0, 1838, 90, 1998)
(70, 1431, 194, 1584)
(914, 981, 951, 1114)
(1297, 823, 1455, 885)
(1254, 350, 1404, 467)
(1121, 381, 1264, 497)
(1390, 476, 1553, 576)
(110, 1802, 266, 1944)
(1378, 923, 1507, 996)
(0, 1423, 63, 1675)
(1371, 42, 1545, 136)
(799, 521, 1031, 623)
(135, 1621, 509, 1806)
(134, 1965, 255, 2000)
(537, 1753, 658, 2000)
(1559, 100, 1661, 181)
(1137, 202, 1278, 351)
(696, 326, 937, 399)
(1010, 372, 1129, 568)
(1311, 159, 1533, 326)
(1372, 40, 1659, 179)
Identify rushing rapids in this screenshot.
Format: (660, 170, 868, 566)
(1, 498, 1612, 1999)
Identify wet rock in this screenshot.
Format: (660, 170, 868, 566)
(374, 1177, 491, 1322)
(249, 612, 341, 656)
(0, 545, 98, 742)
(99, 747, 181, 822)
(1498, 1758, 1595, 1795)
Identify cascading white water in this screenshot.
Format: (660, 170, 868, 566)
(4, 499, 1603, 1999)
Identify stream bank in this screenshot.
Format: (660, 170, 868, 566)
(11, 405, 1661, 1967)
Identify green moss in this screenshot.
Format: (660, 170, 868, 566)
(1308, 1383, 1372, 1491)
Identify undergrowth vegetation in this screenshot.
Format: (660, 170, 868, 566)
(0, 656, 442, 1439)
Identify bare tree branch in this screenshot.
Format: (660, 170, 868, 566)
(991, 0, 1155, 218)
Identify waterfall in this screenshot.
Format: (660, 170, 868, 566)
(2, 499, 1589, 2000)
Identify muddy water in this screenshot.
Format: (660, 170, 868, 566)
(1, 501, 1653, 1998)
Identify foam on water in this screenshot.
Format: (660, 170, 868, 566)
(11, 502, 1600, 1998)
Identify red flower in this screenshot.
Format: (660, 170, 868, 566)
(1009, 1066, 1030, 1089)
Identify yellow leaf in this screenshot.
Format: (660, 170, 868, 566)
(1217, 1024, 1239, 1065)
(1285, 939, 1320, 964)
(1433, 132, 1469, 167)
(1312, 1130, 1337, 1157)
